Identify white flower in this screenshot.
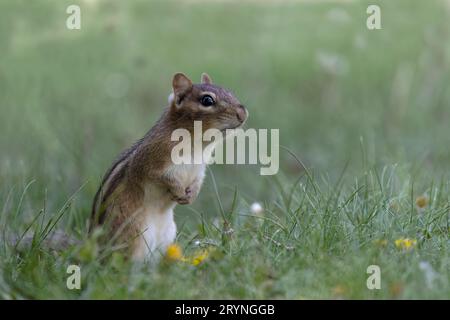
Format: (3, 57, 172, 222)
(250, 202, 264, 215)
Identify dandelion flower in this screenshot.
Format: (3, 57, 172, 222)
(415, 195, 429, 209)
(165, 243, 184, 262)
(166, 243, 215, 266)
(191, 249, 210, 266)
(394, 238, 417, 251)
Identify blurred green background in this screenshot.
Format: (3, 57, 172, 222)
(0, 0, 449, 299)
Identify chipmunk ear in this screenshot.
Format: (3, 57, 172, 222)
(201, 73, 213, 85)
(172, 73, 193, 98)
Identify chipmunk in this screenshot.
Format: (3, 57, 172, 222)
(90, 72, 248, 261)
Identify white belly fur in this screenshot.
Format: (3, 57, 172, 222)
(133, 163, 205, 261)
(140, 205, 177, 261)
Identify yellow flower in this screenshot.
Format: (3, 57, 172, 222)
(190, 249, 210, 266)
(165, 243, 215, 266)
(165, 243, 184, 262)
(415, 195, 429, 209)
(394, 238, 417, 251)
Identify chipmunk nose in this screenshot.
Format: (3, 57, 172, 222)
(236, 104, 247, 123)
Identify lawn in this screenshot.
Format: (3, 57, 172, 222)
(0, 0, 449, 299)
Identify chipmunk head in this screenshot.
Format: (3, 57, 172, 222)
(168, 72, 248, 132)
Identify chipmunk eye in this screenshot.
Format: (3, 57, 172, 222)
(200, 95, 215, 107)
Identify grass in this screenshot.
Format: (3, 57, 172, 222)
(0, 0, 449, 299)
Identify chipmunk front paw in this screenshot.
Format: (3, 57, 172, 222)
(169, 186, 193, 205)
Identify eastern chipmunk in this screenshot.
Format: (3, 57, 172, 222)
(90, 73, 248, 260)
